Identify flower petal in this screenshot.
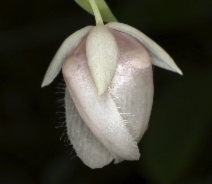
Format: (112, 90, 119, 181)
(106, 22, 182, 75)
(108, 29, 154, 164)
(62, 38, 140, 161)
(41, 26, 93, 87)
(86, 25, 119, 96)
(109, 29, 154, 140)
(65, 89, 114, 169)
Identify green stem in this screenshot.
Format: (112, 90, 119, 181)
(89, 0, 104, 25)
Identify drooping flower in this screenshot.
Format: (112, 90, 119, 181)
(42, 0, 182, 168)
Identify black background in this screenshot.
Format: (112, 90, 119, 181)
(0, 0, 212, 183)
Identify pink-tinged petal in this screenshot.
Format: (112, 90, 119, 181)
(108, 29, 154, 163)
(41, 26, 93, 87)
(110, 29, 153, 143)
(106, 22, 182, 75)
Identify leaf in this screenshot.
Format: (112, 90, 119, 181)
(75, 0, 118, 23)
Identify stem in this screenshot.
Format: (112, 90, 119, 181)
(89, 0, 104, 25)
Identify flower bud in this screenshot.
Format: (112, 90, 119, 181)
(41, 0, 182, 170)
(62, 28, 153, 168)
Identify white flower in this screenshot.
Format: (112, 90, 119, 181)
(41, 0, 182, 169)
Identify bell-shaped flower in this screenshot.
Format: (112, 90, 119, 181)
(42, 0, 182, 169)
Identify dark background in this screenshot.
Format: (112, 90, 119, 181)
(1, 0, 212, 183)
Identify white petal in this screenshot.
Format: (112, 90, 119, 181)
(65, 89, 114, 169)
(109, 29, 154, 142)
(106, 22, 182, 75)
(62, 38, 140, 161)
(86, 25, 119, 96)
(41, 26, 93, 87)
(108, 29, 154, 164)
